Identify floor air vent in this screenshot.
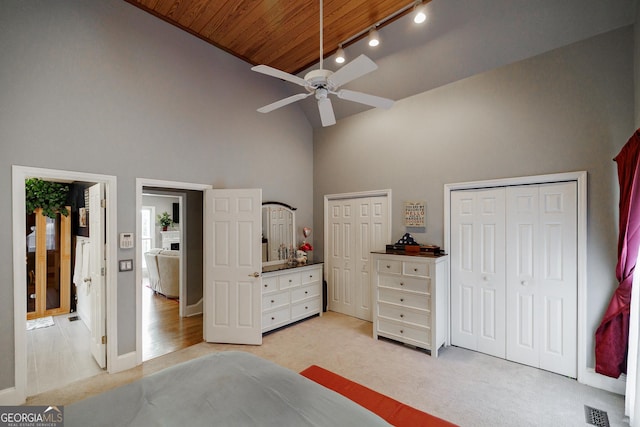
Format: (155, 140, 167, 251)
(584, 405, 610, 427)
(68, 316, 80, 322)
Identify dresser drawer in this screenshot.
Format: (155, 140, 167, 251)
(291, 297, 320, 320)
(262, 291, 289, 311)
(403, 261, 429, 278)
(377, 259, 402, 274)
(262, 307, 290, 330)
(262, 276, 278, 293)
(378, 287, 430, 311)
(279, 272, 301, 289)
(301, 267, 322, 285)
(379, 275, 430, 294)
(378, 302, 429, 327)
(378, 319, 431, 347)
(291, 283, 320, 303)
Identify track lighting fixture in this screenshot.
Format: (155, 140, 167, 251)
(335, 45, 345, 64)
(413, 1, 427, 24)
(368, 27, 380, 47)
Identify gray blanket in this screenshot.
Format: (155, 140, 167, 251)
(66, 351, 392, 426)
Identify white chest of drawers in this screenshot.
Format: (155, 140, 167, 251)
(371, 252, 449, 357)
(261, 263, 323, 333)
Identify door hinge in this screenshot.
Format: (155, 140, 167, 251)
(101, 267, 106, 276)
(101, 199, 106, 208)
(101, 336, 107, 344)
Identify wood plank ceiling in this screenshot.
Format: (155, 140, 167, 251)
(125, 0, 417, 75)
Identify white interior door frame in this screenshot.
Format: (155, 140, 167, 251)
(323, 189, 392, 316)
(135, 178, 212, 366)
(11, 165, 118, 405)
(444, 170, 622, 394)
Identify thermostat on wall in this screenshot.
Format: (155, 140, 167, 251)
(120, 232, 134, 249)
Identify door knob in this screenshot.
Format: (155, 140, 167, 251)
(248, 272, 260, 278)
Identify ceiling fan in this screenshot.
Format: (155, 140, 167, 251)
(251, 0, 394, 127)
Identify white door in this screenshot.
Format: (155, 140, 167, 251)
(354, 197, 388, 320)
(88, 183, 106, 368)
(204, 189, 262, 345)
(328, 199, 355, 317)
(328, 196, 389, 321)
(506, 182, 577, 377)
(450, 188, 506, 358)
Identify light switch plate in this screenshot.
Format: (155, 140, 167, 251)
(119, 259, 133, 272)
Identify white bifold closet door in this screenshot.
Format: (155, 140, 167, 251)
(451, 181, 577, 378)
(328, 196, 388, 321)
(450, 188, 506, 358)
(505, 182, 577, 378)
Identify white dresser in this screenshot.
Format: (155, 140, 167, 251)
(371, 252, 449, 357)
(261, 263, 323, 333)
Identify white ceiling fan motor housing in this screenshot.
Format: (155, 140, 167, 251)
(305, 69, 334, 91)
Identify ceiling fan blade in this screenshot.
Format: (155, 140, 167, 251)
(327, 54, 378, 88)
(337, 89, 394, 109)
(251, 65, 308, 87)
(257, 93, 311, 113)
(317, 97, 336, 127)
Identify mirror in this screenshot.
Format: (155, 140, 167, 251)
(262, 202, 296, 266)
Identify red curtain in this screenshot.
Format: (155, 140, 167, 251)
(595, 128, 640, 378)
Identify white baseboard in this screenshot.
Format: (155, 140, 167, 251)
(581, 368, 626, 395)
(109, 351, 137, 374)
(184, 298, 203, 317)
(0, 386, 23, 406)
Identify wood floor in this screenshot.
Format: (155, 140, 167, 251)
(142, 285, 203, 361)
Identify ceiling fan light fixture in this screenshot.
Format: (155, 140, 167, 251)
(335, 46, 345, 64)
(368, 28, 380, 47)
(413, 2, 427, 24)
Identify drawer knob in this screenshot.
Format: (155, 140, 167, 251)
(400, 314, 404, 318)
(305, 306, 308, 310)
(414, 268, 418, 272)
(271, 300, 274, 303)
(386, 265, 391, 269)
(271, 316, 275, 320)
(400, 329, 404, 334)
(289, 279, 292, 282)
(264, 284, 268, 288)
(400, 282, 404, 286)
(305, 291, 308, 294)
(400, 298, 404, 302)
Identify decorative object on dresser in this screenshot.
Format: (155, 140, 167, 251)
(371, 251, 449, 357)
(262, 263, 323, 333)
(157, 211, 172, 231)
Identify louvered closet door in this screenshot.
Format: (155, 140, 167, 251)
(506, 182, 577, 377)
(450, 188, 506, 358)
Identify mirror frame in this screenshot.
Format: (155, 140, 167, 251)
(262, 201, 297, 267)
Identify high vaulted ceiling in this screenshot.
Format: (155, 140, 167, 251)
(124, 0, 636, 128)
(125, 0, 418, 75)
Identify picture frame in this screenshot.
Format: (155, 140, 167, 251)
(403, 200, 425, 227)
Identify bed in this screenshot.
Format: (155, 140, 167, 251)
(65, 351, 393, 426)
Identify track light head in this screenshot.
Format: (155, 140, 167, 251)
(413, 2, 427, 24)
(368, 28, 380, 47)
(335, 46, 345, 64)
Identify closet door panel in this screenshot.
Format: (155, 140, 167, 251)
(538, 182, 577, 378)
(451, 188, 505, 357)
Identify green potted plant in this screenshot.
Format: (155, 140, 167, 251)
(157, 211, 173, 231)
(25, 178, 70, 218)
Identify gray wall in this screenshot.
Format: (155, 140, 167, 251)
(0, 1, 313, 390)
(313, 26, 636, 369)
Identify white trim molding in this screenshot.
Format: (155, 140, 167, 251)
(12, 165, 118, 404)
(443, 171, 619, 391)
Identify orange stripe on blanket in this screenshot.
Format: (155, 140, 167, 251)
(300, 365, 457, 427)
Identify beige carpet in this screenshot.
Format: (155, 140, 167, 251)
(27, 311, 626, 426)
